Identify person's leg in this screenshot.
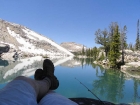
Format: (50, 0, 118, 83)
(34, 59, 59, 101)
(39, 91, 78, 105)
(34, 59, 59, 90)
(37, 59, 78, 105)
(14, 76, 51, 102)
(0, 76, 51, 105)
(0, 59, 59, 104)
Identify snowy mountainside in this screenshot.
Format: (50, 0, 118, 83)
(0, 19, 74, 57)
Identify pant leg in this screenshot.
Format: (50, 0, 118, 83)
(0, 80, 38, 105)
(14, 76, 51, 102)
(39, 91, 78, 105)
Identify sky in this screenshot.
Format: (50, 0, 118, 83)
(0, 0, 140, 48)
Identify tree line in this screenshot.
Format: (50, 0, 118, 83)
(80, 20, 140, 68)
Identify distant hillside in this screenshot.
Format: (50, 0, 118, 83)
(60, 42, 86, 53)
(0, 19, 74, 59)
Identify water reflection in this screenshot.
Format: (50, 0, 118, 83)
(0, 57, 140, 104)
(0, 56, 43, 83)
(133, 78, 140, 103)
(92, 68, 125, 103)
(60, 57, 140, 104)
(0, 56, 73, 84)
(0, 59, 8, 67)
(73, 57, 95, 68)
(90, 64, 140, 104)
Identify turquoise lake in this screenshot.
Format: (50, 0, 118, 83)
(0, 56, 140, 104)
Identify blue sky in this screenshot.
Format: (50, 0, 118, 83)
(0, 0, 140, 48)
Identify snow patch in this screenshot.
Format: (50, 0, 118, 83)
(22, 28, 74, 56)
(7, 27, 52, 55)
(26, 34, 37, 40)
(0, 41, 16, 49)
(6, 26, 74, 56)
(76, 46, 81, 49)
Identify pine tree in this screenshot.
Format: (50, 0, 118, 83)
(88, 48, 91, 57)
(128, 43, 134, 51)
(109, 25, 121, 68)
(82, 45, 85, 55)
(92, 47, 98, 60)
(90, 48, 94, 57)
(120, 25, 127, 64)
(135, 19, 140, 50)
(86, 49, 88, 56)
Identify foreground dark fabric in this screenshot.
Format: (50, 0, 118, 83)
(69, 98, 130, 105)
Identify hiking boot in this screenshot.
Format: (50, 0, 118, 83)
(44, 74, 59, 90)
(34, 69, 44, 80)
(43, 59, 59, 90)
(34, 59, 59, 90)
(43, 59, 54, 75)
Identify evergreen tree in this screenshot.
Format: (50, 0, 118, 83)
(120, 25, 127, 64)
(92, 47, 98, 60)
(135, 19, 140, 50)
(85, 49, 89, 56)
(109, 25, 121, 68)
(90, 48, 94, 57)
(82, 45, 85, 55)
(128, 43, 134, 51)
(108, 22, 118, 41)
(88, 48, 91, 56)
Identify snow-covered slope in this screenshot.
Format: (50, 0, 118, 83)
(22, 28, 73, 56)
(0, 19, 74, 57)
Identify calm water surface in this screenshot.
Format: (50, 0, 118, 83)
(0, 57, 140, 104)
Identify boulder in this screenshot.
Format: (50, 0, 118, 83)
(0, 43, 10, 54)
(121, 61, 140, 71)
(1, 52, 16, 61)
(102, 59, 109, 65)
(121, 65, 131, 71)
(127, 61, 140, 67)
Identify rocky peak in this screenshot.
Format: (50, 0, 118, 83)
(60, 42, 86, 52)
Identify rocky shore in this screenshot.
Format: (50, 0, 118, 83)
(120, 50, 140, 71)
(93, 50, 140, 71)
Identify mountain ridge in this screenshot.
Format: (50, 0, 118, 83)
(0, 18, 74, 59)
(60, 42, 86, 53)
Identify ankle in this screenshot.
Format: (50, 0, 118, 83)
(42, 77, 51, 87)
(36, 78, 51, 102)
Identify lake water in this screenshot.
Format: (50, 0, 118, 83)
(0, 56, 140, 104)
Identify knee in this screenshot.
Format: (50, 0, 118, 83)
(14, 76, 27, 80)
